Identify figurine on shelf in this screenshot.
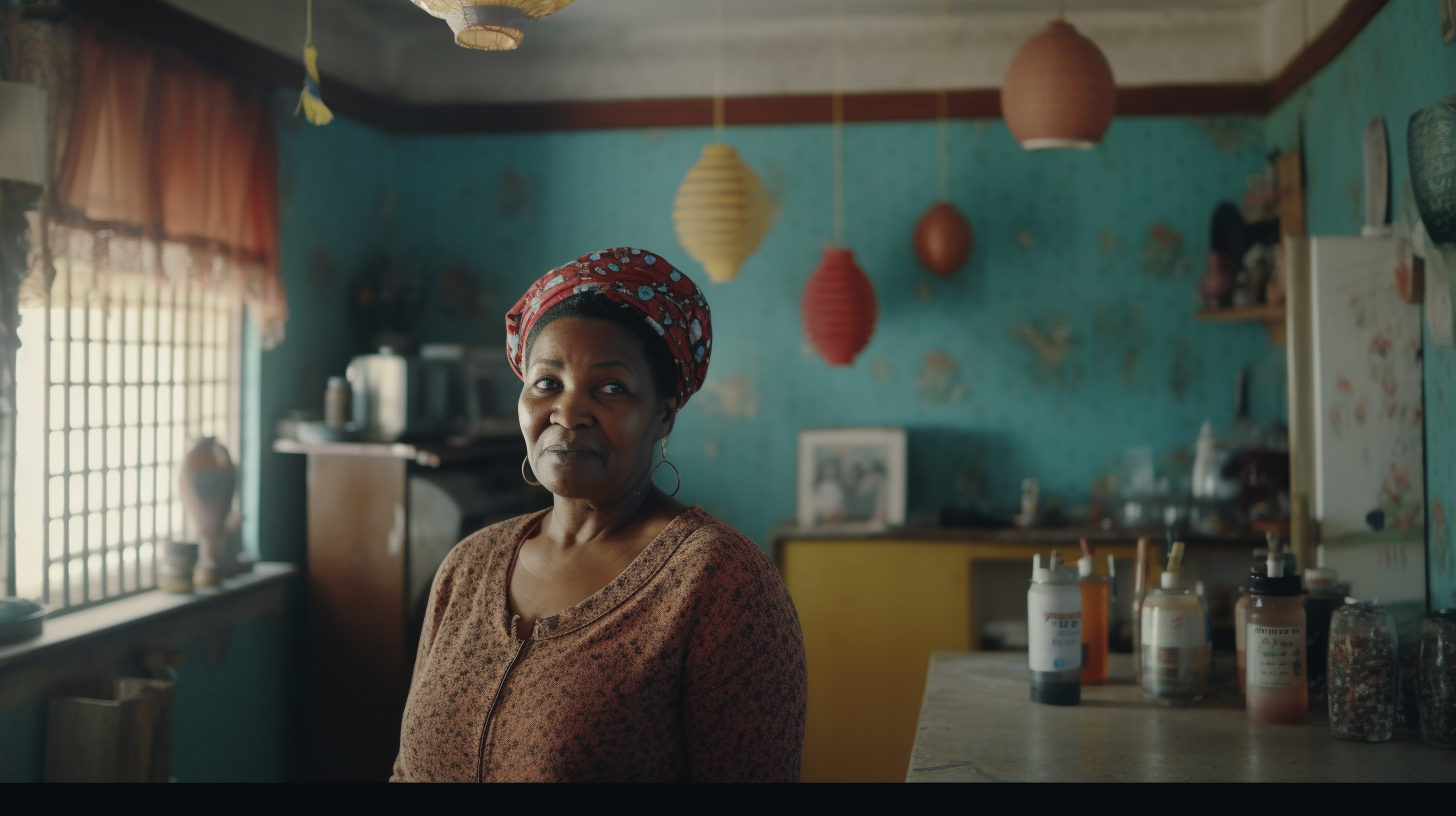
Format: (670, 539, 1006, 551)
(1200, 251, 1236, 309)
(178, 437, 245, 586)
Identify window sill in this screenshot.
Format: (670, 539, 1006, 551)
(0, 562, 297, 711)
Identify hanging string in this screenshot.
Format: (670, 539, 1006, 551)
(305, 0, 315, 49)
(832, 0, 844, 247)
(936, 0, 949, 202)
(712, 0, 725, 139)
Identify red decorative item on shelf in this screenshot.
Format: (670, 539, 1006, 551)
(913, 202, 974, 278)
(1200, 251, 1236, 309)
(803, 248, 877, 366)
(1000, 20, 1116, 151)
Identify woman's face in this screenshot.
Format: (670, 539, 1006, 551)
(519, 317, 674, 503)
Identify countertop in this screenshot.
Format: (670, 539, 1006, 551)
(907, 652, 1454, 782)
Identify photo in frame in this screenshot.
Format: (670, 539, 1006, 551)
(797, 427, 907, 530)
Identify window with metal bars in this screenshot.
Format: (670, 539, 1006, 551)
(10, 259, 241, 613)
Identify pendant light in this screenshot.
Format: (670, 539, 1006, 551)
(672, 0, 772, 283)
(912, 0, 973, 278)
(407, 0, 574, 50)
(1001, 18, 1115, 150)
(803, 1, 877, 367)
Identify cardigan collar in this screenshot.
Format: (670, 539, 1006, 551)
(500, 505, 709, 641)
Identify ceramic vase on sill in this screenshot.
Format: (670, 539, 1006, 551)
(178, 437, 239, 586)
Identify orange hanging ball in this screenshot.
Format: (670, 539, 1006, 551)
(802, 248, 877, 366)
(913, 201, 974, 278)
(1001, 20, 1116, 150)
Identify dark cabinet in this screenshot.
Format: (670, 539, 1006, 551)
(276, 438, 548, 782)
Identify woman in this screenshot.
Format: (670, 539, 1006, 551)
(392, 248, 807, 782)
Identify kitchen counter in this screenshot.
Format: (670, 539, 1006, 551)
(907, 652, 1453, 782)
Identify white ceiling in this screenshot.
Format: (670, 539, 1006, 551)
(162, 0, 1348, 104)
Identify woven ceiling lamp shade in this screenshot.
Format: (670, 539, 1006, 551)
(1001, 20, 1115, 150)
(409, 0, 573, 50)
(673, 145, 772, 283)
(803, 249, 877, 366)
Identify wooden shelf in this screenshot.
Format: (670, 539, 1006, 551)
(1195, 304, 1286, 345)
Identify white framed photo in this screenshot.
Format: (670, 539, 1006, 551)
(797, 427, 907, 530)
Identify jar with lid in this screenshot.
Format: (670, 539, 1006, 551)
(1327, 600, 1398, 741)
(1246, 543, 1307, 724)
(1418, 609, 1456, 748)
(1141, 542, 1207, 705)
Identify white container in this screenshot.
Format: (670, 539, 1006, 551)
(1028, 554, 1081, 705)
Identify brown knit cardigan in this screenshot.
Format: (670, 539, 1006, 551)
(391, 506, 807, 782)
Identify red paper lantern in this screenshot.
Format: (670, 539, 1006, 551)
(802, 248, 877, 366)
(1001, 20, 1115, 150)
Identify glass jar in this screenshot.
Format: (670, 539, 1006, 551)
(1418, 609, 1456, 748)
(1327, 600, 1397, 742)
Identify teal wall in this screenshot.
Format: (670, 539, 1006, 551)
(1264, 0, 1456, 609)
(393, 117, 1284, 548)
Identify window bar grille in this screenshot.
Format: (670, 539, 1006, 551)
(31, 264, 239, 614)
(40, 260, 51, 607)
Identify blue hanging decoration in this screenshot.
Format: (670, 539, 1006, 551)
(296, 0, 333, 126)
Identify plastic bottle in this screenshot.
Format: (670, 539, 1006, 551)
(324, 376, 352, 429)
(1141, 542, 1208, 704)
(1191, 421, 1217, 499)
(1078, 539, 1110, 685)
(1246, 540, 1308, 724)
(1028, 552, 1082, 705)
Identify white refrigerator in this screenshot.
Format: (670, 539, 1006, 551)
(1287, 235, 1426, 620)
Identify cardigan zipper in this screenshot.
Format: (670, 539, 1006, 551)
(477, 616, 530, 782)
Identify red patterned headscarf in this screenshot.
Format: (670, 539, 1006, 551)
(505, 247, 712, 411)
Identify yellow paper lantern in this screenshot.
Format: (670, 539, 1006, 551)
(672, 144, 772, 284)
(409, 1, 574, 50)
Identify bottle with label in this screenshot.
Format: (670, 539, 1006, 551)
(1028, 552, 1082, 706)
(324, 376, 352, 429)
(1078, 539, 1110, 685)
(1141, 542, 1208, 704)
(1246, 541, 1308, 724)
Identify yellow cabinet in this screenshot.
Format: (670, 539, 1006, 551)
(777, 535, 1146, 782)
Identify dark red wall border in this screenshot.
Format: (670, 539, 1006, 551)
(77, 0, 1387, 134)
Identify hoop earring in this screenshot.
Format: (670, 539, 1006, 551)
(652, 438, 680, 498)
(521, 455, 541, 487)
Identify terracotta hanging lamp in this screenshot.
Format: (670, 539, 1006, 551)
(408, 0, 574, 50)
(914, 202, 974, 278)
(803, 0, 877, 367)
(1001, 19, 1115, 150)
(912, 5, 974, 278)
